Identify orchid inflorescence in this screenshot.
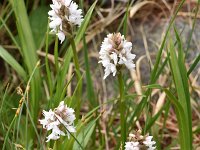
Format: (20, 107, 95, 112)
(125, 130, 156, 150)
(39, 101, 76, 142)
(48, 0, 83, 43)
(99, 33, 136, 79)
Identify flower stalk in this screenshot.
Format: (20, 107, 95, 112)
(68, 36, 82, 120)
(68, 36, 80, 76)
(99, 32, 136, 149)
(117, 70, 126, 149)
(54, 36, 59, 71)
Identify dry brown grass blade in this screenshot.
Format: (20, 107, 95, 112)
(136, 55, 146, 81)
(178, 12, 200, 18)
(154, 92, 166, 115)
(67, 63, 73, 97)
(77, 5, 126, 52)
(37, 50, 63, 63)
(130, 1, 167, 18)
(43, 79, 50, 100)
(130, 70, 142, 96)
(140, 25, 153, 68)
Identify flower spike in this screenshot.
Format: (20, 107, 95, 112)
(39, 101, 76, 142)
(99, 33, 136, 79)
(48, 0, 83, 43)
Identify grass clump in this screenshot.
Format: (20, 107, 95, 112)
(0, 0, 200, 149)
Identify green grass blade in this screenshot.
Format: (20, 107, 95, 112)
(9, 0, 41, 124)
(29, 6, 49, 49)
(83, 35, 96, 107)
(145, 101, 169, 132)
(164, 89, 189, 150)
(54, 36, 59, 72)
(169, 36, 192, 149)
(70, 74, 84, 108)
(0, 46, 26, 79)
(145, 84, 191, 150)
(0, 4, 13, 29)
(127, 0, 186, 131)
(0, 84, 9, 116)
(2, 116, 17, 150)
(17, 61, 43, 149)
(123, 2, 129, 36)
(185, 0, 200, 54)
(150, 0, 185, 83)
(174, 27, 192, 148)
(45, 20, 53, 98)
(187, 53, 200, 76)
(0, 17, 21, 51)
(73, 119, 97, 149)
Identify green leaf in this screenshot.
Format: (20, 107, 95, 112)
(0, 46, 26, 79)
(187, 53, 200, 76)
(164, 89, 189, 150)
(168, 35, 192, 149)
(142, 83, 192, 150)
(174, 27, 192, 149)
(83, 35, 97, 107)
(73, 120, 96, 149)
(29, 6, 49, 49)
(9, 0, 42, 142)
(144, 84, 162, 89)
(145, 101, 169, 132)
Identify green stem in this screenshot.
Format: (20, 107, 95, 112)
(2, 116, 17, 150)
(117, 70, 126, 149)
(64, 126, 84, 150)
(55, 116, 84, 150)
(69, 37, 80, 73)
(69, 37, 82, 120)
(54, 36, 59, 72)
(25, 97, 28, 149)
(45, 21, 53, 98)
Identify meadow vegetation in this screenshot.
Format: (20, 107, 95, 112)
(0, 0, 200, 149)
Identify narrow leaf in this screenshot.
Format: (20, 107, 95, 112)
(0, 46, 26, 79)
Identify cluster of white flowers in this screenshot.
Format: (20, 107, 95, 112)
(99, 33, 136, 79)
(125, 141, 139, 150)
(125, 132, 156, 150)
(48, 0, 83, 43)
(39, 101, 76, 142)
(143, 136, 156, 150)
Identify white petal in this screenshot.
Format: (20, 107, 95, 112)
(103, 67, 111, 79)
(110, 52, 118, 65)
(49, 17, 62, 28)
(48, 10, 56, 17)
(57, 32, 65, 43)
(64, 0, 71, 6)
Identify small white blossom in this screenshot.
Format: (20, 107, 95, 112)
(99, 33, 136, 79)
(125, 131, 156, 150)
(54, 101, 76, 138)
(143, 136, 156, 150)
(39, 109, 55, 129)
(48, 0, 83, 43)
(46, 125, 65, 142)
(125, 142, 139, 150)
(39, 101, 76, 142)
